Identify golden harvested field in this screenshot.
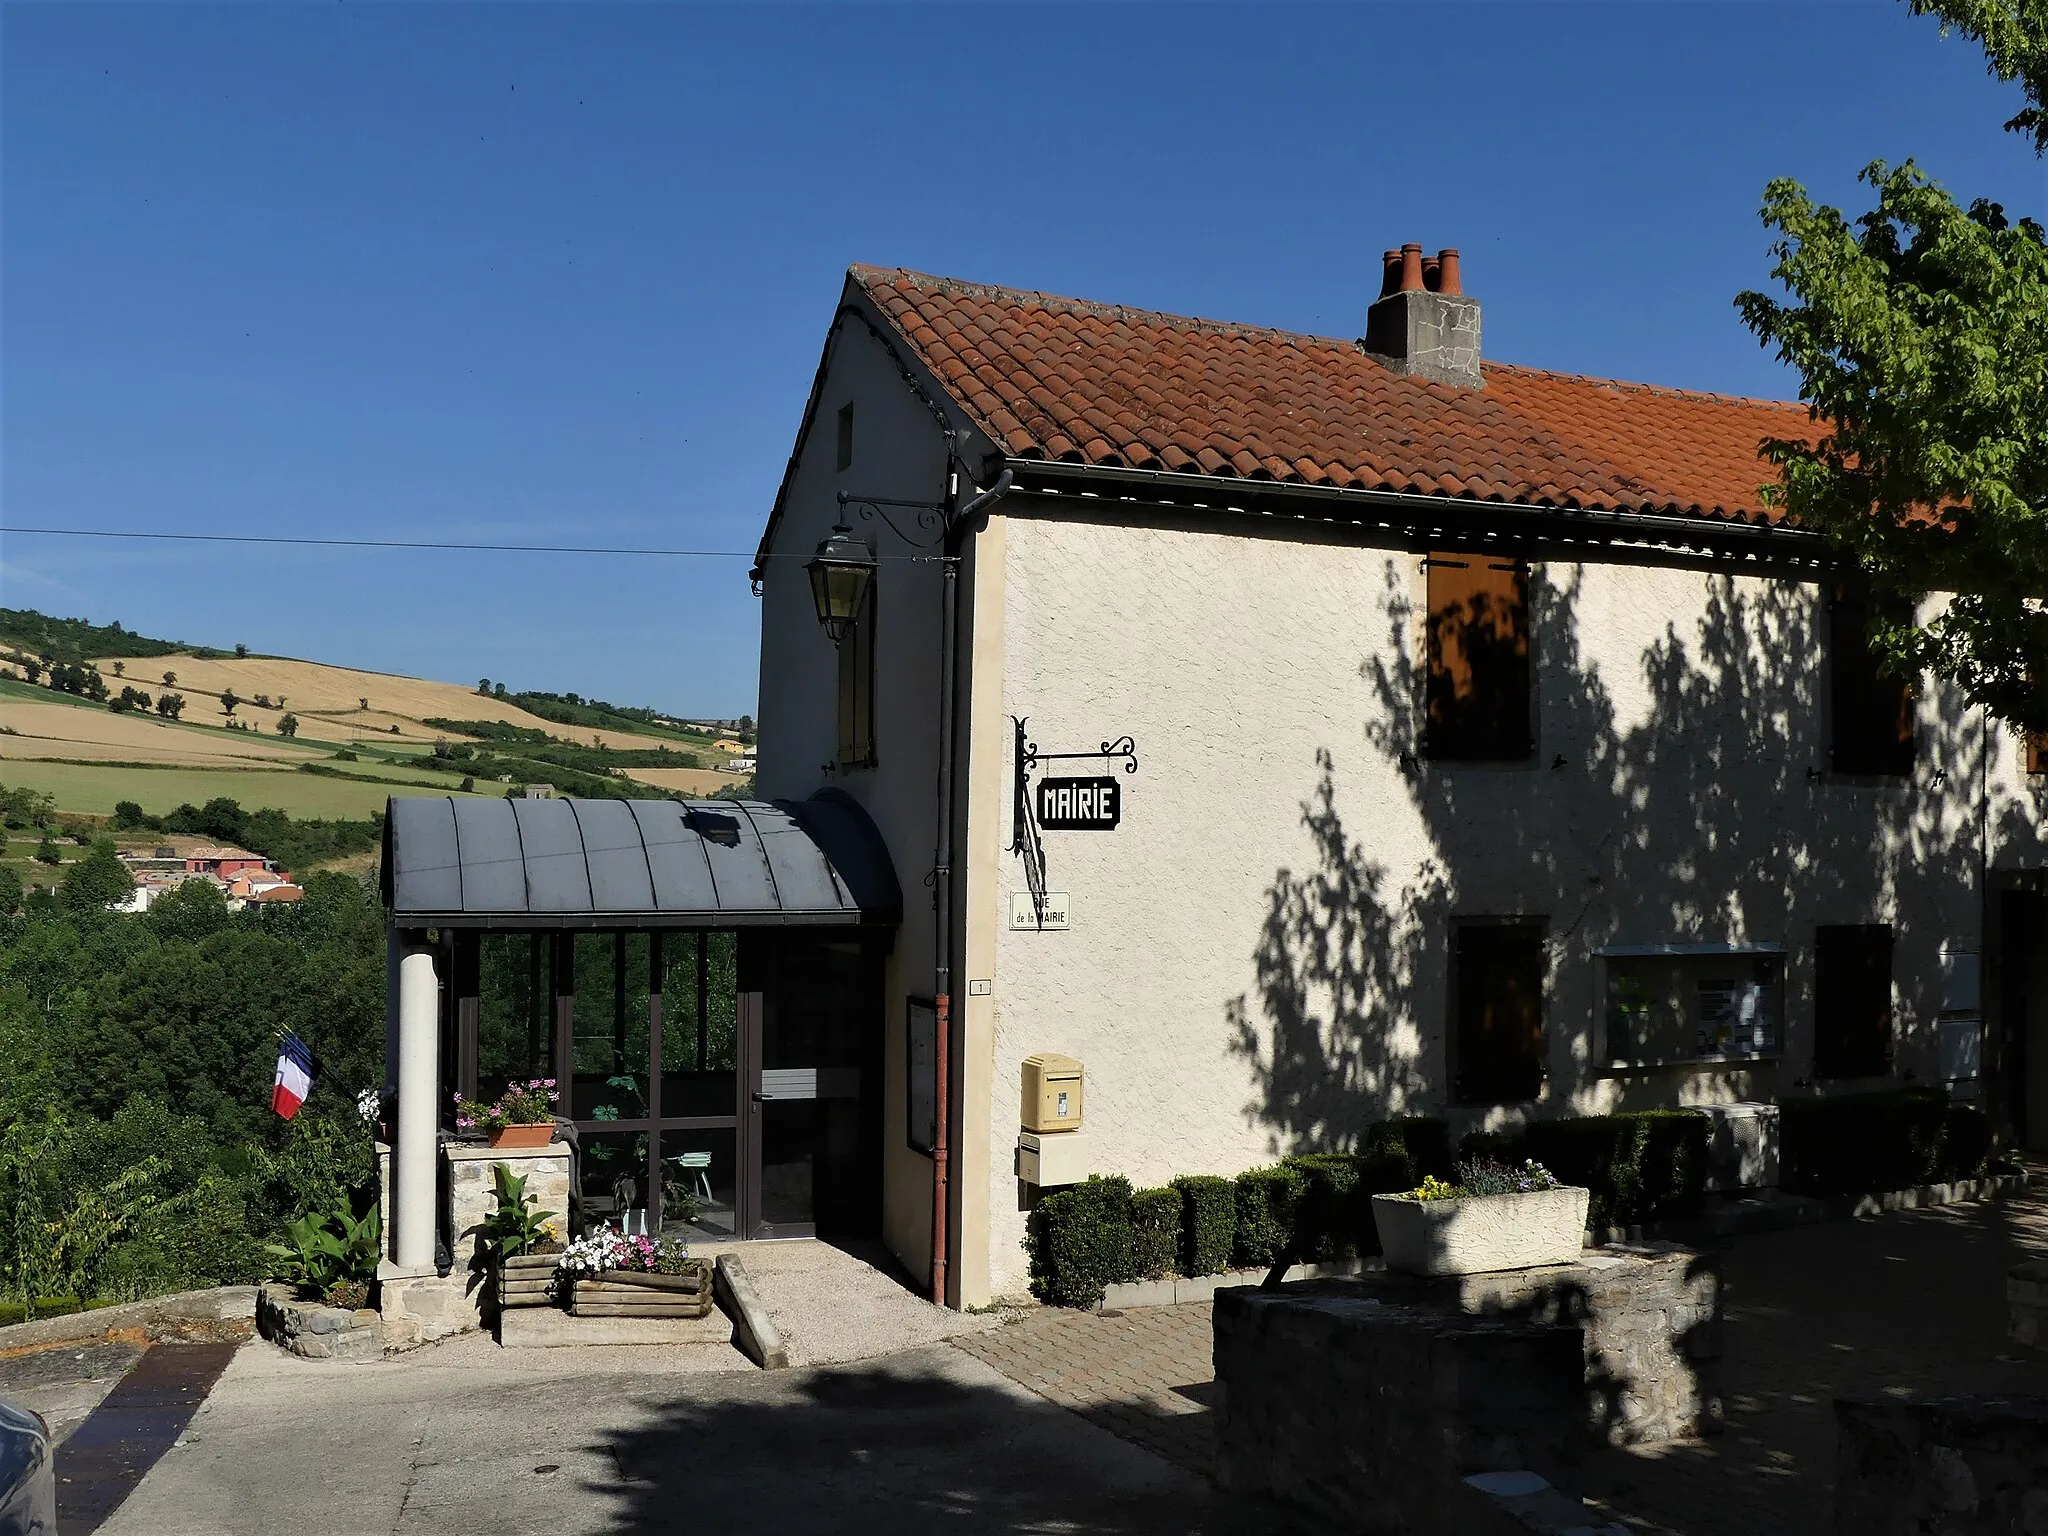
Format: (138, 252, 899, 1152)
(0, 698, 323, 767)
(0, 759, 484, 819)
(617, 766, 738, 796)
(92, 655, 688, 752)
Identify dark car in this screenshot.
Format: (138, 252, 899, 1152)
(0, 1397, 54, 1536)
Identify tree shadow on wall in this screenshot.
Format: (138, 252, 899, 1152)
(1229, 559, 1982, 1154)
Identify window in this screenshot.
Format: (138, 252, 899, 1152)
(1452, 920, 1546, 1103)
(1425, 552, 1532, 762)
(1829, 584, 1914, 775)
(1814, 924, 1894, 1079)
(2026, 733, 2048, 776)
(835, 581, 876, 768)
(1601, 949, 1784, 1068)
(835, 403, 855, 472)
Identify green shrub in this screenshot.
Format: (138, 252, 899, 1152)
(1130, 1186, 1180, 1281)
(1231, 1165, 1305, 1268)
(1282, 1153, 1364, 1262)
(1778, 1089, 1991, 1197)
(1025, 1175, 1135, 1308)
(1172, 1175, 1235, 1277)
(1456, 1129, 1526, 1167)
(1521, 1111, 1709, 1230)
(1362, 1117, 1452, 1181)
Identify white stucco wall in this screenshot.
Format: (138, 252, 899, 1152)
(753, 297, 988, 1289)
(977, 512, 2008, 1298)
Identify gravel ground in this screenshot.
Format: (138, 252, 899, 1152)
(723, 1239, 1001, 1366)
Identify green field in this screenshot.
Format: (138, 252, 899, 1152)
(0, 759, 487, 819)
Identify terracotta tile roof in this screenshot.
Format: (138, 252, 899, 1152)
(852, 265, 1824, 525)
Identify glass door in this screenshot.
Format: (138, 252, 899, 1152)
(744, 938, 875, 1239)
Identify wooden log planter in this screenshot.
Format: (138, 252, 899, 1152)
(497, 1251, 563, 1310)
(570, 1261, 716, 1319)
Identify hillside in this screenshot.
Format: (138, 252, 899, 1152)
(0, 610, 747, 824)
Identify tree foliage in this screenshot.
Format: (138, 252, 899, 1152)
(1737, 1, 2048, 730)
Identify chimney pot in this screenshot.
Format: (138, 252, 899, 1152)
(1398, 244, 1426, 294)
(1363, 241, 1481, 389)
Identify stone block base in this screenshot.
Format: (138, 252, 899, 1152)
(1214, 1286, 1592, 1532)
(1836, 1395, 2048, 1534)
(377, 1266, 481, 1352)
(256, 1283, 384, 1362)
(1344, 1241, 1722, 1445)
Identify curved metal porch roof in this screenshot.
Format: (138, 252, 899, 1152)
(381, 792, 900, 928)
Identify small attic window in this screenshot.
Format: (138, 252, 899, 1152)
(836, 403, 854, 472)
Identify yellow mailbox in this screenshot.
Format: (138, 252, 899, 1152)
(1022, 1053, 1084, 1133)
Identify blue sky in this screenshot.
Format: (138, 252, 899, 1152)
(4, 2, 2039, 718)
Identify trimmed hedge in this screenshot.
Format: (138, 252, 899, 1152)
(1459, 1112, 1709, 1230)
(1231, 1165, 1305, 1268)
(1131, 1186, 1180, 1281)
(1779, 1089, 1991, 1197)
(1521, 1110, 1710, 1230)
(1362, 1116, 1454, 1182)
(1025, 1175, 1135, 1308)
(1173, 1175, 1235, 1277)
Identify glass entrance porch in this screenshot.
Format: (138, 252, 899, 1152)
(384, 793, 900, 1254)
(459, 926, 882, 1242)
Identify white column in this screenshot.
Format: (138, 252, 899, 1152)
(395, 939, 440, 1268)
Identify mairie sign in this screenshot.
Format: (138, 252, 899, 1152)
(1035, 775, 1121, 831)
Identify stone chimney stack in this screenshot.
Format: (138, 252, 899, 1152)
(1364, 244, 1482, 389)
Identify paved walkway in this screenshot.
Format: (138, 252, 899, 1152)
(93, 1335, 1299, 1535)
(960, 1191, 2048, 1535)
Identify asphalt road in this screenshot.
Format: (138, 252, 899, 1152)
(92, 1335, 1300, 1536)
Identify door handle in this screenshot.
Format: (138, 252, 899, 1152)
(751, 1092, 768, 1103)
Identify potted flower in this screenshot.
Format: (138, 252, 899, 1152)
(557, 1226, 713, 1319)
(455, 1079, 559, 1148)
(1370, 1158, 1588, 1276)
(474, 1163, 564, 1310)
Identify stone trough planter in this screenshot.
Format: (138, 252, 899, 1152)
(570, 1261, 714, 1319)
(497, 1251, 562, 1310)
(256, 1282, 383, 1361)
(1372, 1186, 1589, 1276)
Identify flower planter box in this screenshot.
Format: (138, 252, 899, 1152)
(487, 1124, 555, 1150)
(570, 1261, 715, 1319)
(1371, 1186, 1589, 1276)
(496, 1251, 562, 1310)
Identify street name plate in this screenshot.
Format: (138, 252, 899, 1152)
(1010, 891, 1070, 930)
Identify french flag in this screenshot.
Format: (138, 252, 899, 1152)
(272, 1032, 313, 1120)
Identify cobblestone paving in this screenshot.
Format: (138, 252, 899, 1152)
(956, 1192, 2048, 1534)
(953, 1302, 1217, 1477)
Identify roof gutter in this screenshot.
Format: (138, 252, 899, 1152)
(1000, 458, 1831, 562)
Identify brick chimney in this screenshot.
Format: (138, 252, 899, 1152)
(1363, 244, 1481, 389)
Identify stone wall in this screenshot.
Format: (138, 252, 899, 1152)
(1835, 1395, 2048, 1534)
(1347, 1242, 1723, 1446)
(2008, 1260, 2048, 1349)
(1213, 1285, 1593, 1533)
(257, 1284, 382, 1362)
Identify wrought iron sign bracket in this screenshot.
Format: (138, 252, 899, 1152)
(1010, 716, 1140, 930)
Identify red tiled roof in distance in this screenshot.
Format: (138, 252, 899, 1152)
(851, 265, 1824, 525)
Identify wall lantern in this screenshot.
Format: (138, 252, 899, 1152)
(805, 522, 876, 646)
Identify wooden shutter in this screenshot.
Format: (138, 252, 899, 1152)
(1453, 922, 1546, 1104)
(1814, 924, 1894, 1079)
(1425, 553, 1531, 761)
(2026, 734, 2048, 776)
(1829, 586, 1914, 775)
(836, 586, 876, 768)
